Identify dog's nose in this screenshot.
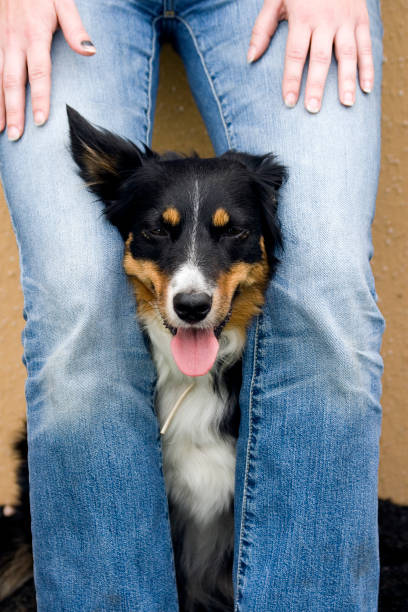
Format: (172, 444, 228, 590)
(173, 292, 212, 323)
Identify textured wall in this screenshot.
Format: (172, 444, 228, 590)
(1, 1, 407, 504)
(373, 1, 408, 503)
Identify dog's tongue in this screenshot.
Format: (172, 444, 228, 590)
(171, 328, 219, 376)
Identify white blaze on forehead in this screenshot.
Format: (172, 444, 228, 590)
(170, 263, 210, 295)
(188, 179, 200, 264)
(165, 180, 213, 325)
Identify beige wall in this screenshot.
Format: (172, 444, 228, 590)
(1, 2, 407, 505)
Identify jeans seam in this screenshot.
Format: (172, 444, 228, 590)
(174, 15, 233, 150)
(146, 16, 161, 145)
(152, 376, 180, 609)
(234, 315, 260, 611)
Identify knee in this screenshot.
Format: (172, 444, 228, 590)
(26, 219, 129, 328)
(267, 235, 385, 394)
(22, 234, 150, 421)
(279, 219, 381, 319)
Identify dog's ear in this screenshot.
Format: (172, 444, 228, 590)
(221, 151, 286, 192)
(221, 151, 286, 275)
(67, 106, 158, 237)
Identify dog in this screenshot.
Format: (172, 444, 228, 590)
(67, 107, 285, 611)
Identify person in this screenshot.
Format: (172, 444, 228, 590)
(0, 0, 384, 610)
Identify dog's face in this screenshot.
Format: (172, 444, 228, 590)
(67, 107, 285, 375)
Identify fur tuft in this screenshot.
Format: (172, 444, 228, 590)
(0, 542, 33, 603)
(0, 426, 34, 608)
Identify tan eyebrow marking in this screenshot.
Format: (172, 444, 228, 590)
(212, 208, 230, 227)
(162, 207, 181, 226)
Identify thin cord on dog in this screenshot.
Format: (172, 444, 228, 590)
(160, 382, 195, 435)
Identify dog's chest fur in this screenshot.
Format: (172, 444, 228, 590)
(146, 317, 245, 609)
(147, 318, 244, 520)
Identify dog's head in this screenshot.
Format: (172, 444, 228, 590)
(67, 106, 286, 376)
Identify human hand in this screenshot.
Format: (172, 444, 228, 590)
(248, 0, 374, 113)
(0, 0, 95, 141)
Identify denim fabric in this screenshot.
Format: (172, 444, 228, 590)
(0, 0, 384, 610)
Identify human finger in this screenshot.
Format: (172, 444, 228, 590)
(27, 38, 52, 126)
(282, 20, 311, 108)
(3, 46, 27, 141)
(55, 0, 96, 55)
(248, 0, 280, 63)
(334, 24, 357, 107)
(304, 26, 335, 113)
(355, 20, 374, 93)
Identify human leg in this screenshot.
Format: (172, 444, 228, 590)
(174, 0, 384, 609)
(0, 1, 179, 609)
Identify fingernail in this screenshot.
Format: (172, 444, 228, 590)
(34, 111, 45, 126)
(343, 92, 354, 106)
(247, 45, 257, 64)
(7, 126, 20, 141)
(306, 98, 320, 114)
(285, 93, 297, 108)
(362, 81, 372, 93)
(81, 40, 96, 53)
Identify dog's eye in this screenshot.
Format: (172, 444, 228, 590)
(223, 227, 250, 239)
(142, 228, 168, 239)
(150, 228, 168, 237)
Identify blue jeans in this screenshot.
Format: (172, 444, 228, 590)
(0, 0, 384, 610)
